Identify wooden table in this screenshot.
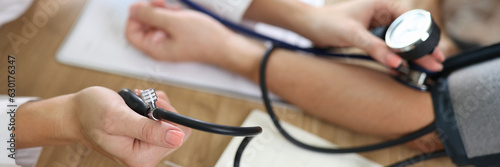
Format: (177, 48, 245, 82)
(0, 0, 454, 166)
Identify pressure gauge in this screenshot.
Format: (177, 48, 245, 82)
(385, 9, 441, 61)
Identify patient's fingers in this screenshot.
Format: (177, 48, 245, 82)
(125, 17, 146, 48)
(151, 0, 166, 7)
(151, 0, 182, 10)
(126, 10, 171, 60)
(130, 2, 180, 32)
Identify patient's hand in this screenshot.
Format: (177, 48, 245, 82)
(126, 0, 237, 64)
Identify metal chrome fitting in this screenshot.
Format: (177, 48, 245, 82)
(140, 88, 159, 121)
(396, 65, 430, 91)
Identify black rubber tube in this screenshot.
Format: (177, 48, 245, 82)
(153, 108, 262, 137)
(233, 137, 254, 167)
(388, 151, 447, 167)
(258, 43, 436, 153)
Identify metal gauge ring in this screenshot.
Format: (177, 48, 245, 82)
(385, 9, 441, 61)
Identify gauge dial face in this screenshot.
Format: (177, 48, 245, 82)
(386, 10, 432, 51)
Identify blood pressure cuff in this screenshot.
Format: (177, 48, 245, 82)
(431, 43, 500, 166)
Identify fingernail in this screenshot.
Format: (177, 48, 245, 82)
(165, 130, 184, 148)
(435, 63, 443, 71)
(386, 53, 402, 68)
(152, 0, 165, 7)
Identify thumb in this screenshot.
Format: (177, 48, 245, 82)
(115, 107, 186, 149)
(353, 29, 402, 68)
(129, 2, 178, 32)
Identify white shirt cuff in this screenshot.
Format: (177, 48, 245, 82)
(0, 0, 33, 28)
(0, 96, 41, 166)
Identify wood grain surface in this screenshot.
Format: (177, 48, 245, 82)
(0, 0, 453, 166)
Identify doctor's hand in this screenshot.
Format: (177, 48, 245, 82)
(73, 87, 191, 166)
(125, 0, 238, 65)
(16, 86, 191, 167)
(301, 0, 445, 71)
(245, 0, 445, 71)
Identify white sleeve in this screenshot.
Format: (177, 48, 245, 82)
(192, 0, 253, 23)
(0, 0, 34, 28)
(0, 96, 41, 167)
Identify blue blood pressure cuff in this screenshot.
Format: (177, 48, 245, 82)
(431, 43, 500, 166)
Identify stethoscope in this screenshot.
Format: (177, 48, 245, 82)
(119, 1, 446, 167)
(178, 0, 440, 92)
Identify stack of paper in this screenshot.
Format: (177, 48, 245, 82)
(215, 110, 382, 167)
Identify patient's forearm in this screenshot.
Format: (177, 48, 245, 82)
(217, 35, 435, 138)
(243, 0, 313, 38)
(263, 51, 434, 136)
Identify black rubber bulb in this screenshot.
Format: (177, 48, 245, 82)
(118, 88, 150, 117)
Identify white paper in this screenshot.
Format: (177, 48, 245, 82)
(216, 110, 382, 167)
